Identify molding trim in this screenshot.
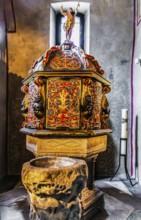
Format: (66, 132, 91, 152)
(130, 0, 136, 175)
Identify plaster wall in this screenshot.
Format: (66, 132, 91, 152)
(7, 0, 133, 176)
(91, 1, 133, 177)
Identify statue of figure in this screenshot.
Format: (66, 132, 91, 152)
(60, 3, 80, 41)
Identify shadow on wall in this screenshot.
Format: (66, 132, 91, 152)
(8, 73, 32, 174)
(95, 119, 116, 179)
(0, 59, 7, 179)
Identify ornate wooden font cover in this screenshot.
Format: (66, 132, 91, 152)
(21, 43, 111, 131)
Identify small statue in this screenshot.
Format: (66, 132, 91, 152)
(82, 94, 93, 120)
(60, 3, 80, 41)
(33, 93, 44, 119)
(101, 86, 111, 129)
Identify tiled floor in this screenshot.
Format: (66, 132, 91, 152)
(95, 178, 141, 220)
(0, 177, 141, 220)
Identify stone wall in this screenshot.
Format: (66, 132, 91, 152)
(7, 0, 133, 176)
(91, 0, 133, 178)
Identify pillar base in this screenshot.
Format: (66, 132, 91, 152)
(81, 188, 104, 220)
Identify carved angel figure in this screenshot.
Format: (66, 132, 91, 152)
(60, 3, 80, 41)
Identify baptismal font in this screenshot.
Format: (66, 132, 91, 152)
(21, 4, 112, 220)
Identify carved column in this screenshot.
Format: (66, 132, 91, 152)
(86, 156, 97, 190)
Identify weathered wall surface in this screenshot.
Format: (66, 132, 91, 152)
(7, 0, 133, 176)
(0, 6, 7, 179)
(90, 0, 133, 178)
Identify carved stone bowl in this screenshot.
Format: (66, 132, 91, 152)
(22, 156, 88, 220)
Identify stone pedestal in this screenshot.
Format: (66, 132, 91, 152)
(21, 128, 112, 219)
(22, 156, 87, 220)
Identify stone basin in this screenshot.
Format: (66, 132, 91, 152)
(30, 156, 77, 169)
(22, 156, 88, 220)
